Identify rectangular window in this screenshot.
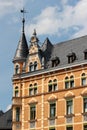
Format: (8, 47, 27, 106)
(67, 126, 73, 130)
(16, 107, 20, 122)
(84, 125, 87, 130)
(84, 98, 87, 113)
(50, 102, 56, 118)
(30, 105, 36, 120)
(67, 100, 73, 115)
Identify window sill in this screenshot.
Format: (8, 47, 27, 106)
(82, 112, 87, 115)
(65, 114, 74, 118)
(48, 116, 57, 120)
(29, 119, 37, 122)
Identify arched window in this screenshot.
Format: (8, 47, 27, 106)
(65, 77, 69, 89)
(15, 86, 19, 97)
(48, 79, 57, 92)
(29, 83, 38, 96)
(53, 79, 57, 91)
(29, 84, 33, 96)
(34, 83, 37, 95)
(81, 73, 86, 86)
(15, 65, 19, 74)
(34, 61, 37, 71)
(48, 80, 52, 92)
(29, 62, 33, 72)
(70, 76, 74, 88)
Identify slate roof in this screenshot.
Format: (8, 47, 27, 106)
(13, 32, 29, 62)
(41, 35, 87, 68)
(0, 109, 12, 129)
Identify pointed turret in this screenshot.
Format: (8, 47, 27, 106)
(13, 10, 29, 74)
(13, 18, 28, 63)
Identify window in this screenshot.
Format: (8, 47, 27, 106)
(84, 125, 87, 130)
(65, 76, 74, 89)
(70, 76, 74, 88)
(48, 80, 52, 92)
(30, 105, 36, 120)
(66, 126, 73, 130)
(84, 52, 87, 60)
(15, 65, 19, 74)
(14, 86, 19, 97)
(34, 61, 37, 70)
(29, 61, 38, 72)
(65, 77, 69, 89)
(16, 107, 20, 122)
(84, 98, 87, 113)
(84, 49, 87, 60)
(52, 57, 60, 67)
(48, 79, 57, 92)
(81, 73, 86, 86)
(50, 102, 56, 118)
(66, 100, 73, 115)
(50, 128, 55, 130)
(29, 83, 37, 96)
(67, 52, 76, 63)
(29, 62, 34, 72)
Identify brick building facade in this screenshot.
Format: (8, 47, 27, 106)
(12, 16, 87, 130)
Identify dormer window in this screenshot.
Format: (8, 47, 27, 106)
(51, 57, 60, 67)
(67, 52, 76, 63)
(34, 61, 37, 70)
(29, 62, 34, 72)
(84, 49, 87, 60)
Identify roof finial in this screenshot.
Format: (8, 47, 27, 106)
(20, 8, 26, 33)
(33, 29, 37, 36)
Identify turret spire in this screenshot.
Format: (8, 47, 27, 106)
(20, 8, 26, 33)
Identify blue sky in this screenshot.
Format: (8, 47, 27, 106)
(0, 0, 87, 112)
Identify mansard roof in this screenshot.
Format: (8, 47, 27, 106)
(0, 109, 12, 129)
(42, 35, 87, 68)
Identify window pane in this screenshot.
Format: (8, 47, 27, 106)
(70, 80, 74, 88)
(67, 127, 73, 130)
(34, 88, 37, 95)
(65, 82, 69, 89)
(53, 84, 57, 91)
(16, 107, 20, 122)
(84, 98, 87, 112)
(29, 89, 33, 96)
(49, 85, 52, 92)
(15, 90, 18, 97)
(67, 100, 72, 115)
(82, 78, 86, 85)
(30, 105, 36, 120)
(50, 103, 56, 118)
(84, 125, 87, 130)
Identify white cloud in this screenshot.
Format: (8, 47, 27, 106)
(25, 0, 87, 39)
(0, 0, 28, 17)
(5, 104, 11, 112)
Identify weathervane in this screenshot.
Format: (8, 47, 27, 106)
(20, 8, 27, 33)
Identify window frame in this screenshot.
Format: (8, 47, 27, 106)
(30, 104, 36, 120)
(49, 102, 56, 118)
(16, 107, 20, 122)
(66, 100, 73, 115)
(81, 73, 86, 86)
